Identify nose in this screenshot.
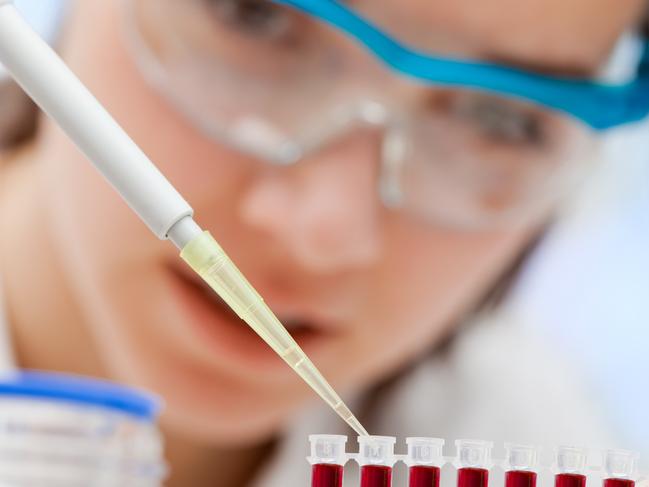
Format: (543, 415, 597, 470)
(239, 131, 383, 273)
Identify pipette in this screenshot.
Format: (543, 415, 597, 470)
(0, 1, 368, 437)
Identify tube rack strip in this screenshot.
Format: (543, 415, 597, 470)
(307, 436, 644, 486)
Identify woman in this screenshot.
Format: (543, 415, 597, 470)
(0, 0, 647, 485)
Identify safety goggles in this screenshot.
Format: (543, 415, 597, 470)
(121, 0, 649, 227)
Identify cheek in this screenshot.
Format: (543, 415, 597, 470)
(37, 121, 179, 383)
(386, 223, 526, 328)
(328, 220, 533, 387)
(38, 129, 136, 255)
(38, 126, 165, 354)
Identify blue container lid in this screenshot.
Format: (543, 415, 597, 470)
(0, 370, 161, 421)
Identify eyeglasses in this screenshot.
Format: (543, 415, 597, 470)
(120, 0, 646, 227)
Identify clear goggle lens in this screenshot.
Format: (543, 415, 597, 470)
(122, 0, 598, 227)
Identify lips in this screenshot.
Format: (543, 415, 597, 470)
(166, 261, 336, 374)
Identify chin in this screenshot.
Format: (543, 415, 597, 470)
(161, 404, 289, 446)
(131, 361, 298, 445)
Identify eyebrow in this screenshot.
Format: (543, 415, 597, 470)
(281, 0, 602, 79)
(334, 0, 601, 78)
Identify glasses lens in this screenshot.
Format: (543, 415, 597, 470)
(401, 88, 596, 226)
(124, 0, 392, 163)
(123, 0, 599, 227)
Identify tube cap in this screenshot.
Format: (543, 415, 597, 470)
(555, 446, 588, 474)
(357, 436, 397, 467)
(406, 437, 445, 467)
(308, 435, 348, 466)
(604, 449, 638, 479)
(505, 443, 539, 472)
(455, 439, 494, 469)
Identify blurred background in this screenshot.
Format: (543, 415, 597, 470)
(510, 119, 649, 467)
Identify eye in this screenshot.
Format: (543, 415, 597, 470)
(202, 0, 297, 41)
(451, 94, 546, 146)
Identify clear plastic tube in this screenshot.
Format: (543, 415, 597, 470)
(180, 231, 368, 436)
(358, 436, 396, 487)
(0, 372, 165, 486)
(406, 437, 444, 487)
(308, 435, 347, 487)
(602, 449, 638, 487)
(555, 446, 588, 487)
(505, 443, 539, 487)
(455, 440, 493, 487)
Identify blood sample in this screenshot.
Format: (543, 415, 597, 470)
(602, 449, 638, 487)
(455, 440, 493, 487)
(556, 473, 587, 487)
(358, 436, 396, 487)
(604, 479, 635, 487)
(410, 466, 441, 487)
(361, 465, 393, 487)
(406, 437, 445, 487)
(308, 435, 348, 487)
(506, 470, 537, 487)
(312, 464, 344, 487)
(458, 467, 489, 487)
(505, 443, 539, 487)
(554, 446, 588, 487)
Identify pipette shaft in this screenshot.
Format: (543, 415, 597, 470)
(0, 2, 193, 242)
(0, 2, 368, 435)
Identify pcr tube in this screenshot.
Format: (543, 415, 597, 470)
(455, 439, 493, 487)
(555, 446, 588, 487)
(358, 436, 397, 487)
(602, 449, 638, 487)
(406, 437, 445, 487)
(505, 443, 539, 487)
(308, 435, 348, 487)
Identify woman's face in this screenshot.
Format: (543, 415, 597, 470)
(36, 0, 642, 444)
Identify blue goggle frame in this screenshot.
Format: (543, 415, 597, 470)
(275, 0, 649, 131)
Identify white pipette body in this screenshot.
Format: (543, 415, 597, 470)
(0, 2, 368, 436)
(0, 1, 199, 246)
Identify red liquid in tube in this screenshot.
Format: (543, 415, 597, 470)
(409, 465, 441, 487)
(458, 467, 489, 487)
(361, 465, 393, 487)
(506, 471, 537, 487)
(604, 480, 634, 487)
(311, 464, 344, 487)
(555, 473, 587, 487)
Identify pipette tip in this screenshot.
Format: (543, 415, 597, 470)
(347, 415, 369, 437)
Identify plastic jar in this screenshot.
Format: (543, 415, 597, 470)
(0, 370, 165, 486)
